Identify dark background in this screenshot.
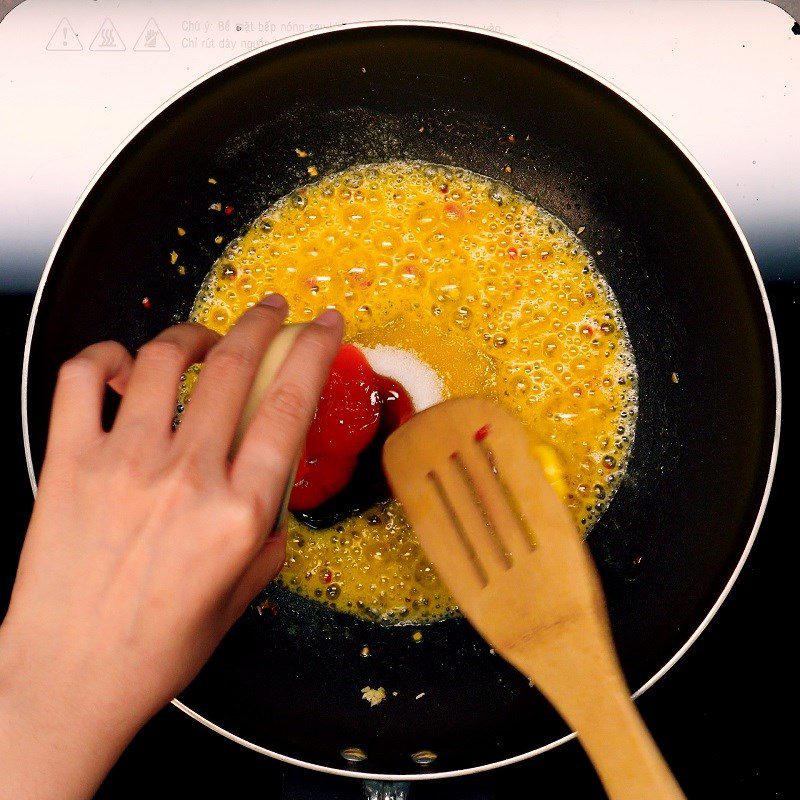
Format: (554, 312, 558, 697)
(0, 281, 795, 797)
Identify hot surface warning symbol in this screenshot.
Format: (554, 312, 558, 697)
(134, 18, 170, 52)
(46, 18, 82, 51)
(89, 18, 125, 51)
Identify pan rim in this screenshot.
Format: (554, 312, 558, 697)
(20, 19, 782, 782)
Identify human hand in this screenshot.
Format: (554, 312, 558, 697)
(0, 295, 343, 799)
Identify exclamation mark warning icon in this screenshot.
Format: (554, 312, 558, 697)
(46, 18, 82, 51)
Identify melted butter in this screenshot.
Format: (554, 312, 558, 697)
(187, 162, 638, 624)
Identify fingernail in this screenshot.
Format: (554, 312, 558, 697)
(260, 293, 288, 310)
(313, 308, 343, 329)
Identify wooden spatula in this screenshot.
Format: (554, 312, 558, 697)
(383, 397, 685, 800)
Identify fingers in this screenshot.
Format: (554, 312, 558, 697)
(112, 323, 220, 444)
(226, 529, 287, 620)
(230, 309, 343, 501)
(49, 342, 134, 449)
(174, 294, 289, 460)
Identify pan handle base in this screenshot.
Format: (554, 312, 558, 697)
(363, 780, 411, 800)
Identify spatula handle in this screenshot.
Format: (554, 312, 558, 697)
(566, 681, 685, 800)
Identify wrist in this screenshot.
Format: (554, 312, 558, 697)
(0, 619, 140, 800)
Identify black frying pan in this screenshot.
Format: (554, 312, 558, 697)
(22, 23, 779, 782)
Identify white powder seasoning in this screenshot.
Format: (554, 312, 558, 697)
(358, 345, 444, 411)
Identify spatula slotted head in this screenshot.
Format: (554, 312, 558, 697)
(383, 397, 606, 663)
(385, 397, 686, 800)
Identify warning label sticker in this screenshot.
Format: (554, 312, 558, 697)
(89, 18, 125, 51)
(46, 18, 82, 51)
(133, 18, 170, 52)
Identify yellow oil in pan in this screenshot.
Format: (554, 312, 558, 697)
(187, 161, 638, 624)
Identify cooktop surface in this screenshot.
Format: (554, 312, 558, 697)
(1, 2, 796, 797)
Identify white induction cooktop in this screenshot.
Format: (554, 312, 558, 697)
(0, 0, 797, 290)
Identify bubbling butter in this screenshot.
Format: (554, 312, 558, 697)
(189, 161, 638, 624)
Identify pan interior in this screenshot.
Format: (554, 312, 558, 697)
(24, 26, 777, 775)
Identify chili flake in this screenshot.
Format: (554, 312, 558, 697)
(255, 598, 278, 616)
(443, 202, 464, 220)
(224, 205, 234, 215)
(142, 296, 151, 309)
(474, 424, 491, 442)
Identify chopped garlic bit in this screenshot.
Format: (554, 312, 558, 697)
(412, 631, 422, 643)
(360, 646, 370, 658)
(415, 692, 426, 700)
(295, 148, 308, 158)
(308, 165, 319, 177)
(170, 251, 178, 265)
(209, 202, 222, 212)
(177, 265, 186, 276)
(361, 686, 386, 707)
(671, 372, 680, 384)
(177, 227, 186, 236)
(214, 235, 224, 244)
(208, 177, 217, 185)
(577, 226, 585, 235)
(503, 165, 512, 173)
